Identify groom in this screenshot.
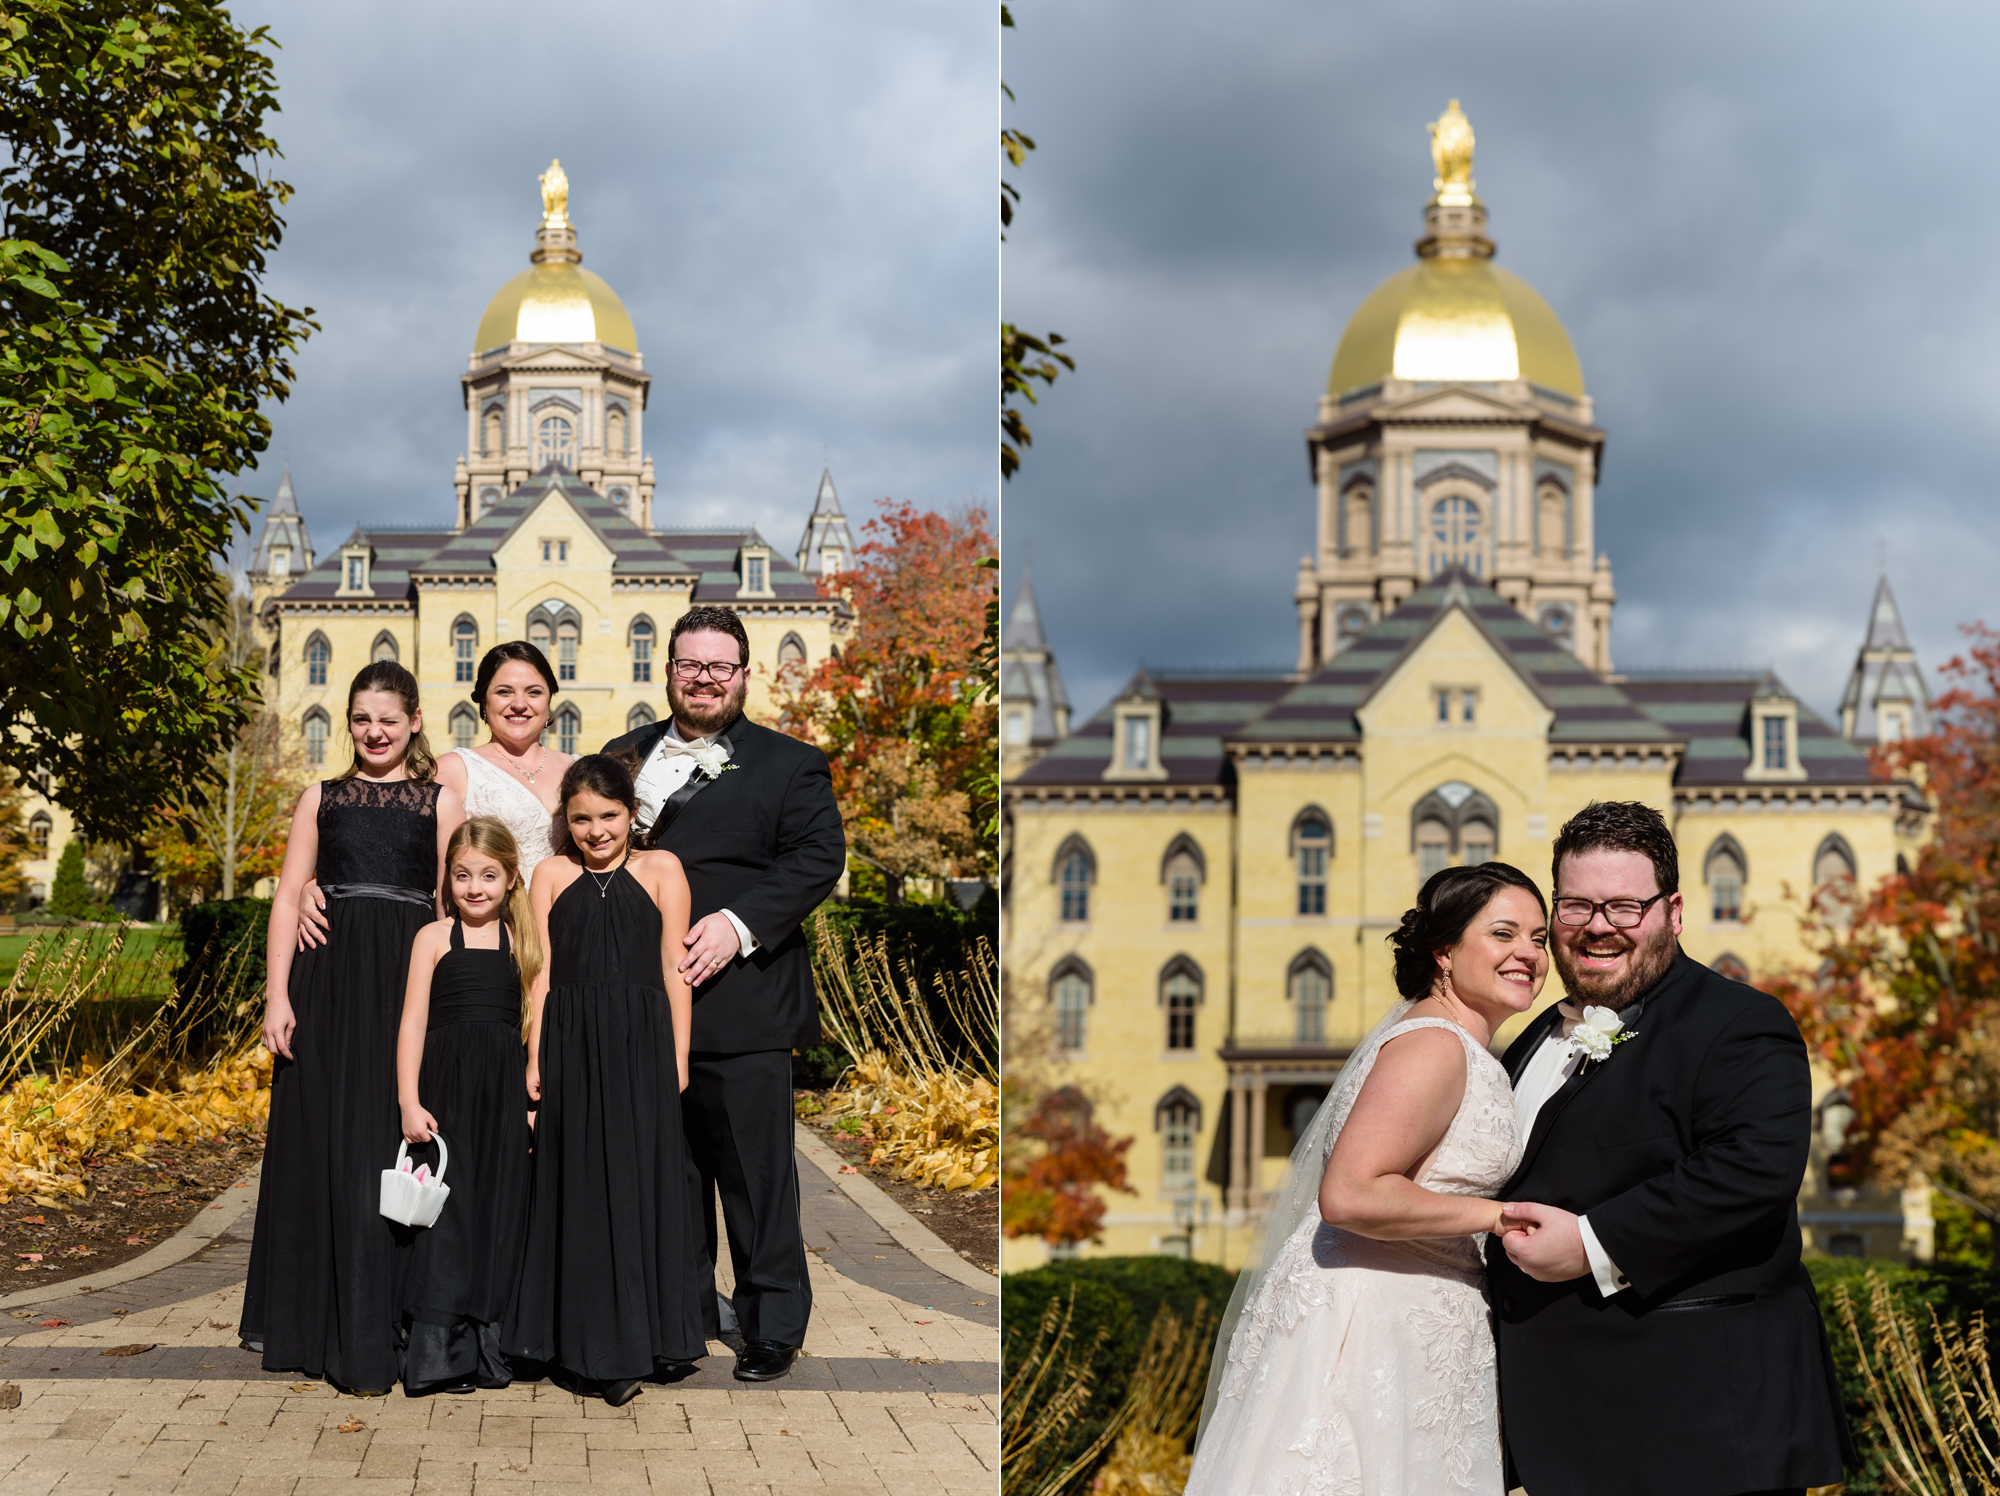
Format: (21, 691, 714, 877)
(603, 605, 845, 1383)
(1490, 800, 1851, 1496)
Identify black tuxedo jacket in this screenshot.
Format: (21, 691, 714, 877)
(601, 715, 845, 1055)
(1485, 951, 1852, 1496)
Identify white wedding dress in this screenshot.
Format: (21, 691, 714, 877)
(1187, 1014, 1522, 1496)
(451, 748, 560, 881)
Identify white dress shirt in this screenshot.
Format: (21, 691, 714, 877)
(1512, 1008, 1630, 1297)
(632, 721, 758, 955)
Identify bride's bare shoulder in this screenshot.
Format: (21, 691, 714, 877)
(1369, 1023, 1470, 1083)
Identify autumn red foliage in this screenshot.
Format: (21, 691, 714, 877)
(1001, 1080, 1136, 1246)
(1773, 624, 2000, 1218)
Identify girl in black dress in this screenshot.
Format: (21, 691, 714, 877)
(507, 754, 704, 1406)
(243, 661, 464, 1393)
(394, 817, 541, 1394)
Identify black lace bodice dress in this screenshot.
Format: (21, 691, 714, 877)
(505, 863, 705, 1381)
(399, 918, 532, 1392)
(241, 776, 440, 1391)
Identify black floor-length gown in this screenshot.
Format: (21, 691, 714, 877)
(241, 776, 439, 1391)
(400, 918, 532, 1390)
(506, 863, 705, 1379)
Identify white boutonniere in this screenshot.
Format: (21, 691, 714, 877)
(1571, 1004, 1637, 1068)
(688, 743, 736, 781)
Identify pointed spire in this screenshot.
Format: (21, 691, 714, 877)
(273, 460, 298, 513)
(1839, 571, 1933, 744)
(811, 467, 843, 516)
(795, 466, 856, 576)
(1002, 569, 1049, 651)
(1864, 575, 1913, 652)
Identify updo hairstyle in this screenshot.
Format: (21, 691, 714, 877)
(471, 641, 559, 723)
(1387, 862, 1547, 1000)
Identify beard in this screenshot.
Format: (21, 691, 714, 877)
(1550, 920, 1677, 1011)
(668, 673, 747, 736)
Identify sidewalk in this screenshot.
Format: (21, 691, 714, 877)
(0, 1136, 999, 1494)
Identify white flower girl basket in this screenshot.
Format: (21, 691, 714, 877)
(379, 1133, 451, 1228)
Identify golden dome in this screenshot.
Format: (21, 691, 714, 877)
(474, 159, 639, 353)
(1327, 101, 1583, 399)
(475, 261, 638, 352)
(1327, 258, 1583, 396)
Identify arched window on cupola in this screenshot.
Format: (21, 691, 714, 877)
(606, 403, 628, 457)
(1428, 494, 1485, 577)
(481, 403, 504, 458)
(1054, 835, 1095, 923)
(535, 414, 576, 470)
(1704, 834, 1748, 924)
(1536, 477, 1569, 559)
(1341, 480, 1373, 559)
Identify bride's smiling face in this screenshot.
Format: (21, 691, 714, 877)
(482, 661, 553, 744)
(1438, 886, 1549, 1020)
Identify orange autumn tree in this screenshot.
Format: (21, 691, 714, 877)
(775, 499, 996, 903)
(1002, 1076, 1136, 1247)
(1773, 623, 2000, 1246)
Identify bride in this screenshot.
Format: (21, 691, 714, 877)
(1186, 862, 1548, 1496)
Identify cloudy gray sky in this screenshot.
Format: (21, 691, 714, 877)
(1002, 0, 2000, 723)
(232, 0, 992, 563)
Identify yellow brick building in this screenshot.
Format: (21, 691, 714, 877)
(249, 164, 852, 774)
(1000, 104, 1932, 1273)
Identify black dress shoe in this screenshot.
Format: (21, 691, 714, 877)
(733, 1340, 800, 1382)
(604, 1377, 645, 1407)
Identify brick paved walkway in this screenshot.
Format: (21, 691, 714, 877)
(0, 1148, 998, 1495)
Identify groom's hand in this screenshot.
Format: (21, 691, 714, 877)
(1499, 1201, 1591, 1281)
(680, 912, 742, 985)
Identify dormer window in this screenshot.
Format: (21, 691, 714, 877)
(1745, 688, 1807, 782)
(820, 545, 843, 577)
(1104, 677, 1167, 781)
(1762, 716, 1787, 771)
(748, 555, 766, 592)
(271, 546, 290, 578)
(338, 540, 371, 597)
(738, 542, 774, 598)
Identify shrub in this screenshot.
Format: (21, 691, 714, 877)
(46, 842, 91, 919)
(175, 898, 272, 1010)
(1003, 1256, 1237, 1490)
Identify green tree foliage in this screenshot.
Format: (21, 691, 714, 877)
(0, 1, 315, 838)
(45, 837, 88, 918)
(1001, 4, 1072, 481)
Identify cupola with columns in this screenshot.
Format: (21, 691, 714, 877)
(1297, 101, 1616, 675)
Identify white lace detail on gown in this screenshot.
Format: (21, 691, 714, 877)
(1189, 1017, 1522, 1496)
(451, 748, 560, 882)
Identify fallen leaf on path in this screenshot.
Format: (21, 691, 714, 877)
(838, 1165, 859, 1175)
(206, 1320, 232, 1329)
(289, 1383, 315, 1393)
(14, 1254, 39, 1263)
(100, 1344, 154, 1357)
(336, 1417, 365, 1433)
(16, 1217, 43, 1226)
(0, 1386, 17, 1410)
(123, 1237, 143, 1246)
(37, 1321, 66, 1329)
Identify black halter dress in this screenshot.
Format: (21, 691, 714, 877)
(241, 775, 439, 1391)
(399, 917, 532, 1390)
(505, 862, 705, 1379)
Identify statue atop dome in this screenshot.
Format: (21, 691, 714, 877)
(540, 158, 570, 230)
(1428, 100, 1476, 205)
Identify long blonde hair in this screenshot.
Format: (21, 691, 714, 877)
(336, 660, 439, 783)
(444, 816, 543, 1030)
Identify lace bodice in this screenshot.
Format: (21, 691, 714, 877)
(452, 748, 560, 882)
(316, 776, 439, 893)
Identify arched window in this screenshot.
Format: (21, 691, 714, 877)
(1409, 782, 1500, 885)
(1289, 951, 1332, 1045)
(556, 619, 580, 682)
(1813, 834, 1857, 891)
(1536, 480, 1567, 559)
(1416, 818, 1451, 884)
(1429, 494, 1483, 577)
(1054, 836, 1095, 923)
(1292, 810, 1331, 915)
(371, 630, 399, 664)
(27, 812, 50, 855)
(777, 632, 808, 675)
(528, 616, 552, 654)
(449, 704, 479, 752)
(609, 487, 630, 513)
(1341, 483, 1373, 559)
(1155, 1087, 1201, 1190)
(553, 704, 581, 756)
(535, 414, 576, 470)
(1461, 819, 1495, 866)
(627, 703, 656, 733)
(482, 405, 504, 457)
(606, 403, 627, 457)
(1711, 953, 1752, 985)
(630, 617, 655, 684)
(303, 708, 330, 769)
(1705, 835, 1747, 923)
(1050, 959, 1092, 1054)
(1160, 832, 1204, 924)
(304, 632, 331, 688)
(454, 612, 480, 684)
(1160, 958, 1201, 1051)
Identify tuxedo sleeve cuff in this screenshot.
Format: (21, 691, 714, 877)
(1579, 1215, 1631, 1296)
(719, 907, 758, 955)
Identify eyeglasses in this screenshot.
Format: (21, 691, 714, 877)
(671, 658, 745, 682)
(1552, 892, 1670, 928)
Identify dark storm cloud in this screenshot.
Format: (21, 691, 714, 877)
(1003, 0, 2000, 720)
(232, 0, 992, 557)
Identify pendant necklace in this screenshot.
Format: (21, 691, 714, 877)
(586, 851, 629, 899)
(510, 746, 547, 783)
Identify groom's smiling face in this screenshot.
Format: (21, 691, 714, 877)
(1551, 849, 1683, 1010)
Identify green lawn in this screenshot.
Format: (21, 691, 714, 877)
(0, 926, 182, 999)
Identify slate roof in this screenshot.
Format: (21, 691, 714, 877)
(1014, 569, 1899, 792)
(272, 465, 826, 606)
